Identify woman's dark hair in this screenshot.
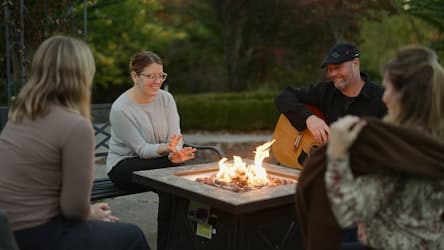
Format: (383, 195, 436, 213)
(129, 51, 162, 75)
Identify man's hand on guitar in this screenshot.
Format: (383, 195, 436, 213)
(306, 115, 330, 145)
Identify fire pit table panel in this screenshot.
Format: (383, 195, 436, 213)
(163, 196, 303, 250)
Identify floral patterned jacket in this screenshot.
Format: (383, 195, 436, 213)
(325, 155, 444, 250)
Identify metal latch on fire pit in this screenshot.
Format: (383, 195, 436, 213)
(188, 201, 217, 239)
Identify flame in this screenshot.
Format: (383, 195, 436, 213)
(215, 139, 275, 187)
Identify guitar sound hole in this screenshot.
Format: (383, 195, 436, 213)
(310, 145, 319, 155)
(298, 145, 320, 166)
(297, 150, 308, 165)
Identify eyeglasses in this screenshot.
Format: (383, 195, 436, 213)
(139, 72, 168, 82)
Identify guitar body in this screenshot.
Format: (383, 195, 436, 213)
(271, 105, 325, 169)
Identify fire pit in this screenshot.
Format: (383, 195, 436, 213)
(194, 169, 294, 193)
(133, 141, 303, 250)
(195, 140, 294, 193)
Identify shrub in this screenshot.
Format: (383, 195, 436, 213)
(176, 91, 280, 132)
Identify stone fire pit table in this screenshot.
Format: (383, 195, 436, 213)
(133, 159, 303, 250)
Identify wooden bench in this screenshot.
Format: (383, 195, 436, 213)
(90, 104, 225, 201)
(91, 143, 224, 201)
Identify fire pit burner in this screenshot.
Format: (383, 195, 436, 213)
(196, 174, 295, 192)
(192, 140, 295, 193)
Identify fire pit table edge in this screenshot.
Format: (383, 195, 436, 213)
(132, 161, 301, 215)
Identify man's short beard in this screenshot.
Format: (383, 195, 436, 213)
(334, 80, 347, 90)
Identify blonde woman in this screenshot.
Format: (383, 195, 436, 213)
(0, 36, 150, 250)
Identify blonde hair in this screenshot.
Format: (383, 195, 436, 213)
(9, 35, 95, 121)
(383, 45, 444, 138)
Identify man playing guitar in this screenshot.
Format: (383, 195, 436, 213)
(272, 41, 387, 250)
(273, 42, 386, 168)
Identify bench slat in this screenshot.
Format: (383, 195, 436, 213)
(91, 177, 149, 201)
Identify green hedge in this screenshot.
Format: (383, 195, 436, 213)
(175, 91, 280, 132)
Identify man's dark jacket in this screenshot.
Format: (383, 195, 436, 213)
(275, 73, 387, 130)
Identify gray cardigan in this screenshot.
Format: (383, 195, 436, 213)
(106, 90, 182, 174)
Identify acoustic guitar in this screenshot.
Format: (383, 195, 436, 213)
(271, 105, 326, 169)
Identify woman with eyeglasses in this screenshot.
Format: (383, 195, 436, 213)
(0, 36, 150, 250)
(106, 51, 196, 250)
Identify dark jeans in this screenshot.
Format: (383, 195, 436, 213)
(14, 215, 150, 250)
(108, 156, 180, 250)
(108, 156, 177, 191)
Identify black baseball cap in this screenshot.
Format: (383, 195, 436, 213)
(320, 43, 360, 68)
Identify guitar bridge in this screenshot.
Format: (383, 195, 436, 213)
(293, 134, 302, 151)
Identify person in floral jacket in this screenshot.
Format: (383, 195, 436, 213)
(326, 45, 444, 250)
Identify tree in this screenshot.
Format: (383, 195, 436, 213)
(1, 0, 84, 105)
(400, 0, 444, 51)
(86, 0, 199, 101)
(156, 0, 226, 93)
(209, 0, 398, 91)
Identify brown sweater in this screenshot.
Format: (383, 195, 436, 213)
(295, 117, 444, 250)
(0, 105, 94, 230)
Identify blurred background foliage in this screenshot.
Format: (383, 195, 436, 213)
(176, 91, 279, 131)
(1, 0, 444, 130)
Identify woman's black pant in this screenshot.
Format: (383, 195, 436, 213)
(14, 215, 150, 250)
(108, 156, 180, 250)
